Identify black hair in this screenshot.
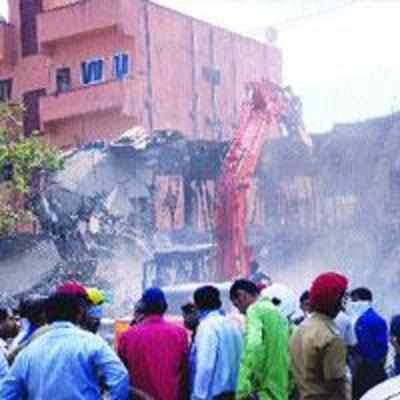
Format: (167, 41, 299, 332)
(19, 296, 47, 325)
(230, 279, 258, 299)
(46, 293, 84, 324)
(134, 300, 146, 314)
(350, 287, 373, 302)
(141, 288, 168, 316)
(194, 286, 222, 311)
(143, 299, 168, 316)
(0, 308, 8, 322)
(390, 315, 400, 337)
(300, 290, 310, 303)
(181, 302, 196, 314)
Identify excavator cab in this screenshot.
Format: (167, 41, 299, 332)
(142, 243, 216, 288)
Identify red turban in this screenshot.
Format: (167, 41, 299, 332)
(56, 281, 87, 297)
(309, 272, 348, 314)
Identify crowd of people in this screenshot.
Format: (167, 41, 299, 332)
(0, 266, 398, 399)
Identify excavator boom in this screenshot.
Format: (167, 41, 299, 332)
(215, 79, 308, 280)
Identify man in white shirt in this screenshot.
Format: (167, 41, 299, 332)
(335, 311, 357, 347)
(191, 286, 243, 400)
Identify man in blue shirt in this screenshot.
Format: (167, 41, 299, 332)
(191, 286, 243, 400)
(0, 307, 20, 388)
(350, 287, 388, 399)
(0, 292, 129, 400)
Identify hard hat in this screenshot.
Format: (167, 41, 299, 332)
(261, 283, 296, 319)
(86, 287, 105, 305)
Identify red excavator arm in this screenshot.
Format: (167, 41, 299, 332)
(215, 79, 307, 280)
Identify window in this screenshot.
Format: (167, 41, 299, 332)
(81, 59, 104, 85)
(202, 66, 221, 86)
(0, 79, 12, 103)
(56, 68, 71, 93)
(113, 53, 130, 79)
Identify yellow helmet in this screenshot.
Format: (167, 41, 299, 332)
(86, 287, 105, 305)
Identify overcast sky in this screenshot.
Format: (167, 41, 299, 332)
(1, 0, 399, 132)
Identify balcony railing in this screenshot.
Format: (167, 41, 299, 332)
(40, 78, 135, 128)
(37, 0, 135, 46)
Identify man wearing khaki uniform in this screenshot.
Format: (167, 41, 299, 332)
(290, 272, 350, 400)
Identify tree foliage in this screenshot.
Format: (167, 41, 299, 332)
(0, 102, 63, 236)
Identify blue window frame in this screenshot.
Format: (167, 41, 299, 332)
(113, 53, 130, 79)
(81, 59, 104, 85)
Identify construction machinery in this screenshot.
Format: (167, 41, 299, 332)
(142, 243, 216, 288)
(215, 79, 309, 280)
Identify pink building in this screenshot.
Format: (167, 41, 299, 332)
(0, 0, 282, 150)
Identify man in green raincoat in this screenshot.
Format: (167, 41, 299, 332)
(230, 279, 290, 400)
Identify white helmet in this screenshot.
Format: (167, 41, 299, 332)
(261, 283, 296, 319)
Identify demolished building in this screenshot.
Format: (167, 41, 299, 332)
(0, 0, 285, 310)
(1, 128, 230, 310)
(4, 112, 400, 315)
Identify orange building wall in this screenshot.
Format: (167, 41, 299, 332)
(1, 0, 283, 231)
(42, 0, 80, 11)
(147, 4, 193, 134)
(42, 110, 135, 149)
(2, 0, 282, 147)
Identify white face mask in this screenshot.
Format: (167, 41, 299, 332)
(348, 300, 371, 319)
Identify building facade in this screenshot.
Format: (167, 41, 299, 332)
(0, 0, 282, 149)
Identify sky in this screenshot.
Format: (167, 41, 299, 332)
(1, 0, 400, 132)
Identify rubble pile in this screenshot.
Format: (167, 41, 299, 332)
(0, 128, 228, 311)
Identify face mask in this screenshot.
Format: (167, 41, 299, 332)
(349, 300, 371, 319)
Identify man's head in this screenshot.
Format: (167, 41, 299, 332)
(309, 272, 348, 318)
(193, 286, 222, 312)
(84, 287, 105, 334)
(181, 302, 199, 332)
(141, 287, 168, 316)
(230, 279, 259, 314)
(0, 308, 19, 339)
(250, 261, 259, 274)
(84, 305, 103, 333)
(300, 290, 311, 315)
(46, 293, 87, 325)
(249, 261, 272, 290)
(18, 296, 47, 326)
(56, 281, 91, 329)
(350, 287, 373, 303)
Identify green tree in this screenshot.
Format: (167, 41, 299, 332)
(0, 102, 63, 236)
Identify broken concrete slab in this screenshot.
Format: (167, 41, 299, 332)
(0, 238, 61, 303)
